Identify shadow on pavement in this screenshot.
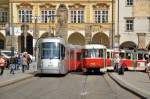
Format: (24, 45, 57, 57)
(70, 71, 105, 76)
(34, 73, 66, 78)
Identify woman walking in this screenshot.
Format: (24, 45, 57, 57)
(22, 54, 28, 73)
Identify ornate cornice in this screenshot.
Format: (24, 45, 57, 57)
(17, 2, 33, 9)
(93, 3, 109, 9)
(69, 3, 85, 9)
(40, 3, 56, 10)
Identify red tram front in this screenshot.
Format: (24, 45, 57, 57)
(82, 44, 106, 73)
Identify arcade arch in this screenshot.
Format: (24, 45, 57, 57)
(68, 32, 85, 45)
(40, 32, 49, 38)
(18, 33, 33, 54)
(91, 32, 109, 47)
(120, 41, 137, 50)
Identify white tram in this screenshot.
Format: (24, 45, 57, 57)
(36, 37, 68, 74)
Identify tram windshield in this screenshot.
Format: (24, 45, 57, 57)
(41, 42, 65, 59)
(138, 53, 143, 60)
(84, 49, 103, 58)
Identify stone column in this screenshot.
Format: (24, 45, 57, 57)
(85, 24, 92, 44)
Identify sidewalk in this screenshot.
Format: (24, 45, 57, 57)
(0, 62, 37, 88)
(108, 71, 150, 99)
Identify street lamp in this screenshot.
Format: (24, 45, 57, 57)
(21, 23, 28, 52)
(32, 16, 40, 56)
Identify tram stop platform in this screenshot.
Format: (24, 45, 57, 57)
(108, 71, 150, 99)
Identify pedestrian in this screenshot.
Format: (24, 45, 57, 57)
(117, 56, 124, 75)
(146, 59, 150, 80)
(0, 55, 6, 76)
(21, 54, 28, 73)
(23, 52, 30, 70)
(114, 54, 120, 72)
(17, 53, 22, 70)
(26, 54, 31, 70)
(9, 57, 16, 74)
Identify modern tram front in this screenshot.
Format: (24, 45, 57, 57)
(36, 37, 68, 74)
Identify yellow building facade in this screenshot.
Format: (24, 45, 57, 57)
(0, 0, 114, 54)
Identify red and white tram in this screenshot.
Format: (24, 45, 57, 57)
(67, 45, 82, 71)
(82, 44, 107, 73)
(135, 50, 148, 71)
(119, 50, 135, 70)
(106, 49, 114, 70)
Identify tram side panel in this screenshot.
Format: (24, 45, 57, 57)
(106, 49, 114, 70)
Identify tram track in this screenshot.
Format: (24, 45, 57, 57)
(103, 73, 118, 99)
(80, 74, 88, 99)
(80, 72, 118, 99)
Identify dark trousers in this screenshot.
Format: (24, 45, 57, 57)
(114, 63, 118, 72)
(0, 67, 4, 75)
(22, 65, 27, 73)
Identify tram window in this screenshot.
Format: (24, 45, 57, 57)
(126, 53, 131, 59)
(77, 53, 81, 61)
(61, 45, 65, 59)
(120, 52, 125, 58)
(41, 42, 60, 59)
(138, 53, 143, 60)
(99, 49, 103, 57)
(111, 53, 113, 58)
(107, 52, 110, 58)
(144, 54, 149, 60)
(83, 49, 100, 58)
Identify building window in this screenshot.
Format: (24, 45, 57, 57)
(18, 10, 32, 23)
(0, 11, 8, 22)
(41, 10, 55, 23)
(70, 10, 84, 23)
(94, 10, 108, 23)
(126, 19, 134, 31)
(126, 0, 133, 6)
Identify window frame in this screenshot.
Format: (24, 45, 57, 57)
(94, 10, 108, 23)
(70, 10, 84, 23)
(18, 9, 32, 23)
(0, 11, 8, 22)
(41, 10, 56, 23)
(126, 0, 134, 6)
(125, 18, 134, 32)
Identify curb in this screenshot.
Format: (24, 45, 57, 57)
(108, 73, 150, 99)
(0, 74, 34, 88)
